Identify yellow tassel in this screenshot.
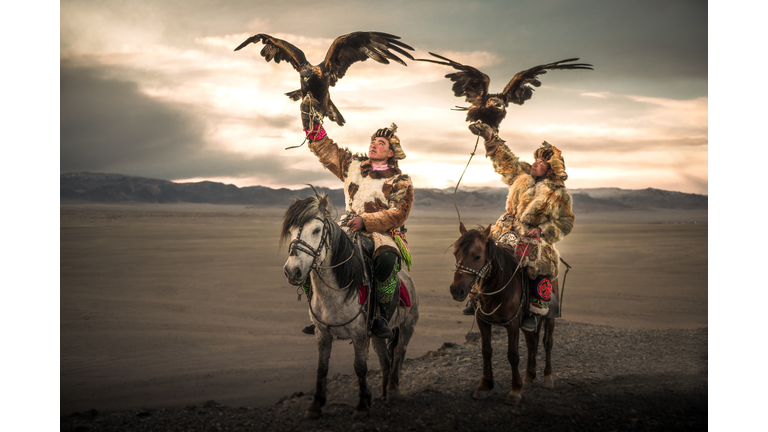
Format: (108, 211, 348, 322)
(394, 232, 412, 272)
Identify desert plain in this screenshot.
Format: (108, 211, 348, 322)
(60, 202, 707, 415)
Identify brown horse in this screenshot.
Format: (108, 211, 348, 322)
(450, 222, 559, 405)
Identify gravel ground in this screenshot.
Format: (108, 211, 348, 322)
(61, 320, 707, 431)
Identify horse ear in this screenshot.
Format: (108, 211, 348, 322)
(459, 221, 467, 235)
(307, 184, 329, 214)
(481, 223, 492, 239)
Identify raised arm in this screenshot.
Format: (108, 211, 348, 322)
(468, 122, 530, 186)
(301, 95, 353, 181)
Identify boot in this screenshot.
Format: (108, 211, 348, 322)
(462, 300, 475, 315)
(370, 252, 398, 338)
(521, 313, 539, 332)
(301, 324, 315, 335)
(370, 314, 393, 339)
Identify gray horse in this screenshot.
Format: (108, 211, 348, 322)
(280, 187, 419, 419)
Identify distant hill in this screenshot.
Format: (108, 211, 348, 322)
(60, 172, 707, 213)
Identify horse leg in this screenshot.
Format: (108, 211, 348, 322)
(522, 325, 539, 384)
(388, 318, 415, 402)
(351, 334, 372, 418)
(542, 317, 556, 389)
(472, 318, 494, 400)
(371, 335, 391, 401)
(504, 322, 523, 405)
(305, 329, 333, 419)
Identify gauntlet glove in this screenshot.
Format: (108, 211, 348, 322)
(468, 121, 502, 156)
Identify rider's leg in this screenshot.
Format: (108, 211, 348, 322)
(370, 251, 398, 338)
(522, 275, 553, 332)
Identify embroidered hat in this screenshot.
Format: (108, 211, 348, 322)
(371, 123, 406, 160)
(533, 141, 568, 185)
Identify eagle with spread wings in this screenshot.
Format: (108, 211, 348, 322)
(418, 52, 593, 132)
(234, 31, 415, 127)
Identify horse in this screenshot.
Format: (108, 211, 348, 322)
(280, 187, 419, 419)
(450, 222, 559, 405)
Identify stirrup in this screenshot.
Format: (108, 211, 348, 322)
(521, 314, 538, 332)
(301, 324, 315, 335)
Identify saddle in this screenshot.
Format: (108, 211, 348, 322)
(498, 230, 541, 266)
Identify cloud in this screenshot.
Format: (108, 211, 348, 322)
(59, 0, 708, 194)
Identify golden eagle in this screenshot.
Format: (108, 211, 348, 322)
(235, 31, 415, 127)
(418, 52, 593, 131)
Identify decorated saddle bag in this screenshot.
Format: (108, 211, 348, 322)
(497, 230, 541, 267)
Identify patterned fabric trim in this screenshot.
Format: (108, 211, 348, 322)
(304, 124, 327, 141)
(376, 261, 400, 303)
(536, 278, 553, 301)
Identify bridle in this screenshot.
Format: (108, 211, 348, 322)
(454, 259, 493, 292)
(288, 215, 365, 328)
(288, 217, 330, 271)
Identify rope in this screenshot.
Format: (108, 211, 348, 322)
(453, 135, 481, 223)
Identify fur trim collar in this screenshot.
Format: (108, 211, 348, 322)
(356, 155, 401, 179)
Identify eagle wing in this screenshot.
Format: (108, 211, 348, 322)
(320, 31, 415, 87)
(417, 52, 490, 107)
(501, 58, 593, 106)
(234, 33, 308, 72)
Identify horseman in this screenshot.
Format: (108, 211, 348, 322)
(299, 96, 414, 339)
(465, 122, 575, 332)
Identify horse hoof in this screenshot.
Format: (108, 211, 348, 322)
(543, 376, 554, 389)
(472, 390, 490, 400)
(352, 409, 369, 419)
(523, 375, 534, 383)
(304, 409, 321, 420)
(504, 390, 522, 406)
(387, 389, 400, 402)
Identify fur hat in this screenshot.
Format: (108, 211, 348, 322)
(533, 141, 568, 185)
(371, 123, 406, 160)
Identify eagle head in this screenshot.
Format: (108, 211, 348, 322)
(487, 96, 505, 112)
(300, 65, 313, 82)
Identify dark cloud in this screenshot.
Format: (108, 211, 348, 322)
(60, 62, 301, 182)
(61, 63, 201, 172)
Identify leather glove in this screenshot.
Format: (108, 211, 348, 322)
(300, 94, 323, 130)
(468, 121, 502, 156)
(468, 121, 494, 142)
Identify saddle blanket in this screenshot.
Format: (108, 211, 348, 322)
(358, 281, 411, 308)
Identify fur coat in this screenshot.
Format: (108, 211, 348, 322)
(487, 140, 575, 280)
(309, 136, 414, 261)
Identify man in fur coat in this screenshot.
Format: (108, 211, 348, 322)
(299, 97, 414, 339)
(466, 122, 575, 332)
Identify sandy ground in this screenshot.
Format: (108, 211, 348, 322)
(60, 203, 707, 415)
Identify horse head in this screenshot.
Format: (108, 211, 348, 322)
(280, 186, 333, 285)
(450, 222, 493, 302)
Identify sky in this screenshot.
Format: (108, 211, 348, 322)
(58, 0, 709, 194)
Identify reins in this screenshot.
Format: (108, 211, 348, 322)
(455, 242, 531, 327)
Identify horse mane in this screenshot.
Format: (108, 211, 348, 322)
(280, 187, 363, 302)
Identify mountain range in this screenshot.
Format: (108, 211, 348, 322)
(60, 172, 707, 213)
